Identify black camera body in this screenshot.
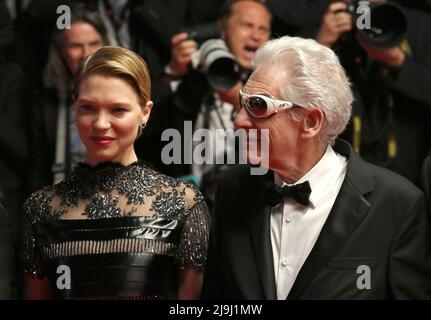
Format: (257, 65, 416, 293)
(347, 0, 407, 49)
(182, 22, 220, 44)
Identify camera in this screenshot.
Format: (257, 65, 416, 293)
(191, 39, 241, 92)
(182, 22, 220, 44)
(346, 0, 407, 49)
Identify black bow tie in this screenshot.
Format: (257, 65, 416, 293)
(264, 180, 311, 207)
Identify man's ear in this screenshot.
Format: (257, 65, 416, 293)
(301, 108, 324, 139)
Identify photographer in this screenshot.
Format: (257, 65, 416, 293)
(162, 0, 271, 206)
(316, 0, 431, 185)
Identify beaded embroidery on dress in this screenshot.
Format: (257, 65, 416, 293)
(22, 161, 210, 299)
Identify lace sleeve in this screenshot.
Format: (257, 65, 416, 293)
(21, 195, 43, 277)
(176, 184, 210, 269)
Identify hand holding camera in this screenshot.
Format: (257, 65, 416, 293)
(168, 23, 220, 78)
(316, 2, 353, 47)
(317, 1, 408, 67)
(356, 33, 405, 67)
(169, 32, 198, 78)
(168, 31, 242, 93)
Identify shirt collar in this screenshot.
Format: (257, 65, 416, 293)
(274, 145, 341, 208)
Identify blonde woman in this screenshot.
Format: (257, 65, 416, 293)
(23, 46, 209, 300)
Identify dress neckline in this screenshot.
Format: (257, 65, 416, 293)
(75, 160, 144, 172)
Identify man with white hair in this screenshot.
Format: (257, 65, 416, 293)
(202, 36, 431, 299)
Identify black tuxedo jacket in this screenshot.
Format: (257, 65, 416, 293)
(202, 140, 431, 299)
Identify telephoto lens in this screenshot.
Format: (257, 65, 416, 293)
(349, 0, 407, 49)
(195, 39, 241, 91)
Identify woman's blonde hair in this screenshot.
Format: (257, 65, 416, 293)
(74, 46, 151, 108)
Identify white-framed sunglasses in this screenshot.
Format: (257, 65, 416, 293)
(239, 90, 301, 118)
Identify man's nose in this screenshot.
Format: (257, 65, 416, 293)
(234, 107, 253, 129)
(82, 45, 92, 57)
(250, 27, 263, 42)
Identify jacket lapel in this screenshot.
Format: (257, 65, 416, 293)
(287, 140, 373, 299)
(249, 171, 277, 300)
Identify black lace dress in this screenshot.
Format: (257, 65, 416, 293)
(22, 161, 210, 299)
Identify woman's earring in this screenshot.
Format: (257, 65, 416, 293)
(137, 122, 146, 137)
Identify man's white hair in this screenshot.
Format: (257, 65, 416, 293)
(254, 36, 353, 145)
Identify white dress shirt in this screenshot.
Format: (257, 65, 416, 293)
(270, 145, 347, 299)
